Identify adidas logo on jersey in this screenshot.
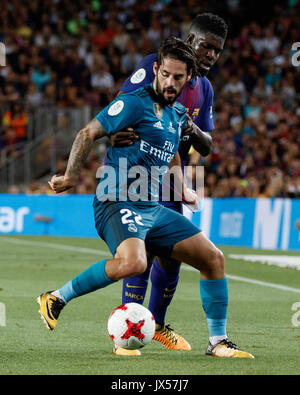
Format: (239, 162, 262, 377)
(154, 121, 164, 129)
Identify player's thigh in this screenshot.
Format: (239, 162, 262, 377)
(115, 237, 148, 272)
(105, 237, 148, 281)
(171, 232, 225, 277)
(145, 205, 199, 259)
(94, 201, 151, 256)
(157, 256, 181, 271)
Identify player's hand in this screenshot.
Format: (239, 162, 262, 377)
(183, 186, 199, 211)
(110, 128, 139, 147)
(181, 114, 194, 139)
(48, 174, 74, 193)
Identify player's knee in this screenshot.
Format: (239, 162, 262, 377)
(210, 248, 225, 275)
(126, 255, 148, 277)
(200, 247, 225, 277)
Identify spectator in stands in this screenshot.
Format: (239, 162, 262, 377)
(249, 22, 265, 54)
(31, 58, 51, 92)
(34, 24, 60, 48)
(252, 76, 272, 101)
(146, 15, 162, 51)
(25, 179, 41, 194)
(63, 85, 85, 108)
(0, 82, 20, 104)
(264, 64, 281, 89)
(120, 39, 143, 74)
(25, 82, 43, 108)
(2, 127, 19, 157)
(113, 24, 131, 53)
(8, 184, 21, 194)
(1, 0, 299, 199)
(39, 183, 55, 195)
(261, 26, 280, 57)
(244, 95, 262, 121)
(2, 102, 28, 142)
(13, 53, 31, 97)
(90, 62, 115, 105)
(42, 82, 57, 106)
(222, 74, 247, 105)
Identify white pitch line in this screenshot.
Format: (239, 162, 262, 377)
(0, 236, 108, 256)
(1, 236, 300, 295)
(226, 274, 300, 294)
(182, 264, 300, 294)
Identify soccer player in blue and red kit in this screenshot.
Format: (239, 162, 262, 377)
(111, 13, 229, 355)
(38, 37, 254, 359)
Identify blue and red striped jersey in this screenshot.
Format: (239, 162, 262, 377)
(120, 53, 214, 163)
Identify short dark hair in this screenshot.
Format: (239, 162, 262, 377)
(190, 13, 228, 40)
(157, 37, 199, 78)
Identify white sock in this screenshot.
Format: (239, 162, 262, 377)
(210, 335, 227, 346)
(51, 290, 67, 304)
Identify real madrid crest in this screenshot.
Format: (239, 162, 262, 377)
(153, 103, 163, 119)
(128, 223, 138, 233)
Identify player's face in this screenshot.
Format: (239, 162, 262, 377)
(153, 57, 192, 105)
(187, 31, 224, 77)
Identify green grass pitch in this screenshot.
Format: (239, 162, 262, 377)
(0, 235, 300, 375)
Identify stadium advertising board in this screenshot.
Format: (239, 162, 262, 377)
(0, 195, 299, 250)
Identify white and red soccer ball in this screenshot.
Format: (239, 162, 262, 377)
(107, 303, 156, 350)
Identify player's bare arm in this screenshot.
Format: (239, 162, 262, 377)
(49, 118, 106, 193)
(182, 114, 212, 157)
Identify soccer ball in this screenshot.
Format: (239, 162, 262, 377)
(107, 303, 156, 350)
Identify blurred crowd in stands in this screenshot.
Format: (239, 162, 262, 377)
(1, 0, 300, 198)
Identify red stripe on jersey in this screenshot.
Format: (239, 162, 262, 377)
(178, 78, 201, 118)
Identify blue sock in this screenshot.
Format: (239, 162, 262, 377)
(200, 278, 228, 338)
(59, 259, 116, 303)
(122, 260, 152, 304)
(148, 259, 179, 326)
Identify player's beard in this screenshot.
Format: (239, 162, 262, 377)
(154, 78, 182, 106)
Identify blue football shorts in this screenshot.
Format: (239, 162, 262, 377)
(159, 199, 183, 214)
(93, 199, 200, 258)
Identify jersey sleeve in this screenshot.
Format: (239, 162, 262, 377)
(119, 54, 156, 93)
(194, 78, 215, 132)
(95, 94, 142, 135)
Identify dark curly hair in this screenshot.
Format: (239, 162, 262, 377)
(157, 37, 200, 78)
(190, 13, 228, 40)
